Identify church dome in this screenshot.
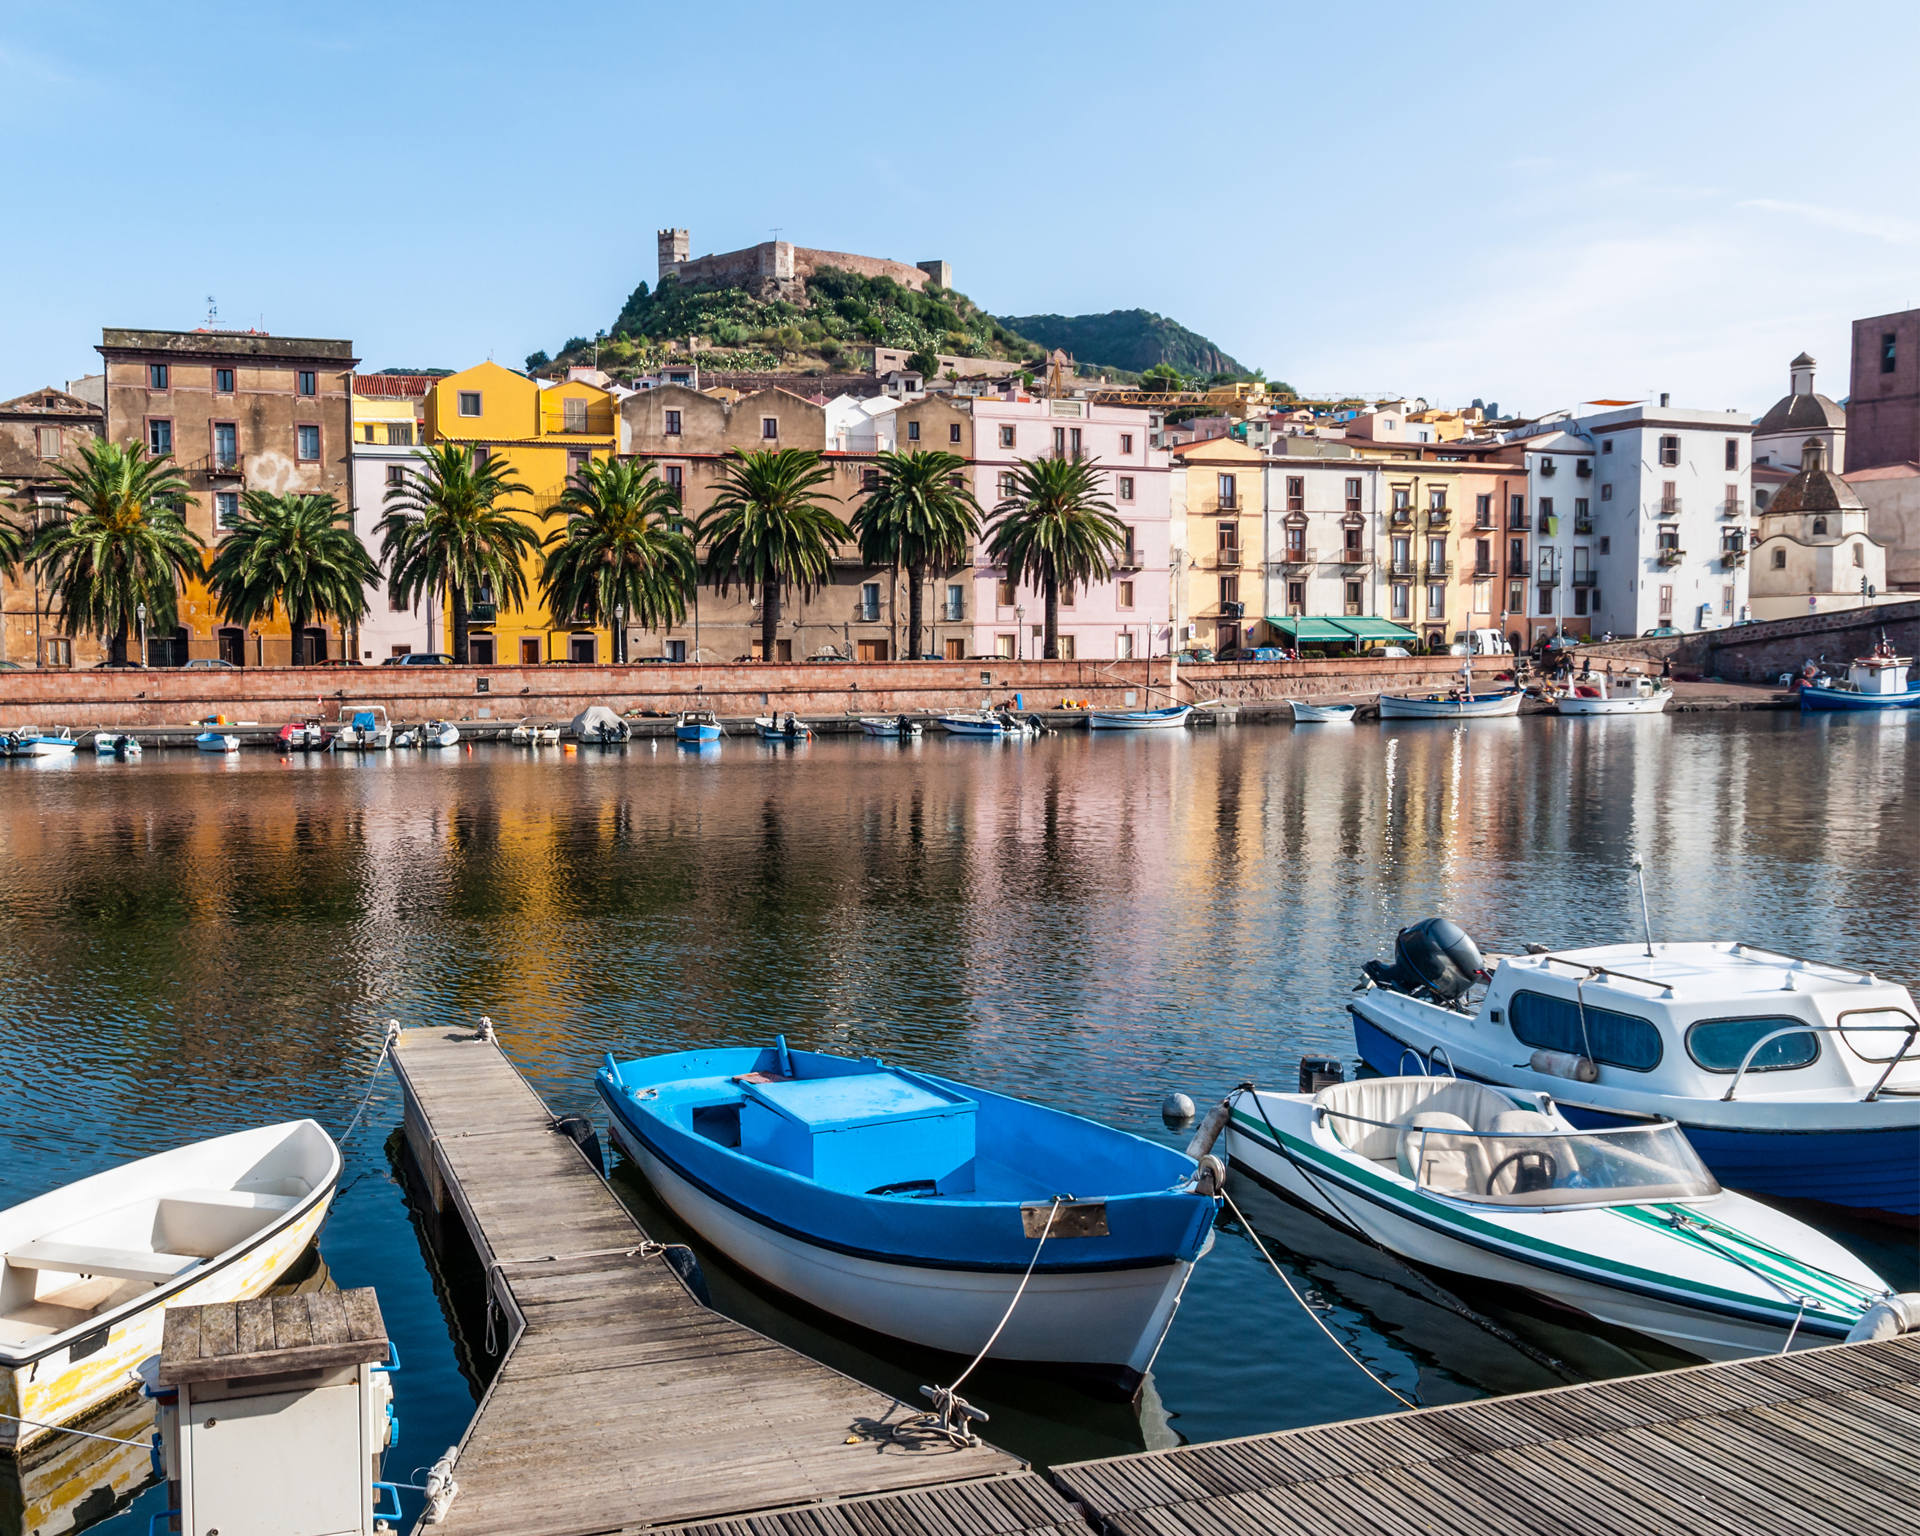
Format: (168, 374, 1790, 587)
(1755, 390, 1846, 437)
(1766, 439, 1864, 514)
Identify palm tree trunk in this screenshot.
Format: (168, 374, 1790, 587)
(109, 622, 128, 668)
(291, 604, 310, 666)
(452, 587, 470, 665)
(1043, 571, 1060, 660)
(906, 561, 925, 660)
(761, 579, 778, 661)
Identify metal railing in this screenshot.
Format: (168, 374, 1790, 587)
(1721, 551, 1746, 569)
(1721, 1021, 1919, 1103)
(1659, 496, 1683, 514)
(1280, 548, 1316, 567)
(1574, 519, 1595, 535)
(1536, 568, 1561, 588)
(196, 454, 244, 478)
(1657, 548, 1686, 566)
(1424, 507, 1451, 526)
(1340, 548, 1371, 567)
(1388, 559, 1415, 577)
(1423, 559, 1453, 580)
(1571, 571, 1597, 588)
(1211, 549, 1242, 568)
(1721, 499, 1746, 517)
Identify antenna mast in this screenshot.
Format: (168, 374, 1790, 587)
(1633, 860, 1655, 957)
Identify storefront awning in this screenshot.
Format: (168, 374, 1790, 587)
(1265, 616, 1353, 642)
(1329, 618, 1419, 642)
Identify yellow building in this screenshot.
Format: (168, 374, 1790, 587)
(1169, 437, 1268, 653)
(421, 363, 617, 664)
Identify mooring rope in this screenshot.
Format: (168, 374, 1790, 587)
(339, 1020, 403, 1146)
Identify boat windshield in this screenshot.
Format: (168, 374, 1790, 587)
(1404, 1122, 1720, 1207)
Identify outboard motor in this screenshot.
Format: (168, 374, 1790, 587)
(1363, 917, 1487, 1004)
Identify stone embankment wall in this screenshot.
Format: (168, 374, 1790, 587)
(1697, 599, 1918, 681)
(0, 657, 1485, 730)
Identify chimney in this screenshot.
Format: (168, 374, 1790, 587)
(1659, 392, 1670, 408)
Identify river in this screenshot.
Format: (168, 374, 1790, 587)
(0, 712, 1913, 1532)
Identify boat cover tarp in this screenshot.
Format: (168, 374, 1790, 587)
(572, 705, 624, 737)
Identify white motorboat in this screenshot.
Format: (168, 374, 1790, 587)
(1221, 1075, 1892, 1360)
(328, 706, 393, 751)
(858, 715, 923, 738)
(1291, 701, 1357, 723)
(419, 720, 460, 748)
(938, 710, 1038, 737)
(0, 1120, 339, 1453)
(194, 732, 240, 753)
(1555, 673, 1670, 716)
(93, 733, 142, 758)
(510, 723, 562, 745)
(1087, 705, 1192, 730)
(1799, 634, 1920, 712)
(3, 730, 78, 758)
(753, 713, 813, 741)
(1350, 918, 1920, 1221)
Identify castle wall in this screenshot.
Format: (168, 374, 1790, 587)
(658, 233, 938, 300)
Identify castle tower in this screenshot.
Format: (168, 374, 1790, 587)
(658, 228, 688, 283)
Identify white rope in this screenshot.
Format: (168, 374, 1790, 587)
(340, 1021, 402, 1146)
(0, 1408, 150, 1447)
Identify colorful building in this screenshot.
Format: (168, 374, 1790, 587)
(1168, 437, 1266, 652)
(421, 362, 617, 664)
(349, 375, 435, 660)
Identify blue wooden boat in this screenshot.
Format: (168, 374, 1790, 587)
(1799, 641, 1918, 711)
(597, 1042, 1220, 1398)
(674, 710, 722, 743)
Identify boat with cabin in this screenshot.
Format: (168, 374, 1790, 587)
(1348, 918, 1920, 1221)
(1379, 659, 1522, 719)
(1799, 635, 1919, 711)
(1087, 705, 1193, 731)
(328, 706, 392, 751)
(674, 710, 721, 743)
(596, 1041, 1220, 1399)
(1220, 1074, 1893, 1360)
(2, 730, 78, 759)
(1554, 672, 1670, 715)
(276, 717, 332, 751)
(938, 710, 1039, 737)
(0, 1120, 339, 1453)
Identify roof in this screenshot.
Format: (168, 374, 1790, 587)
(1754, 391, 1845, 437)
(353, 374, 437, 398)
(1767, 443, 1865, 514)
(0, 386, 100, 418)
(99, 328, 357, 362)
(1507, 940, 1905, 1008)
(1843, 461, 1920, 482)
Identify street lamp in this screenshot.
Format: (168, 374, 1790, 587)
(614, 602, 625, 664)
(1015, 604, 1024, 662)
(136, 602, 147, 668)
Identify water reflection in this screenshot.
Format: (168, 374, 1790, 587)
(0, 717, 1913, 1523)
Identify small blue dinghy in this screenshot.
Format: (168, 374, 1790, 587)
(597, 1041, 1220, 1398)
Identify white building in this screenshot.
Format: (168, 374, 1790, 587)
(348, 437, 436, 660)
(823, 394, 901, 453)
(1749, 440, 1892, 620)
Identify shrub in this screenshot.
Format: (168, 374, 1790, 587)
(524, 350, 550, 371)
(906, 349, 938, 376)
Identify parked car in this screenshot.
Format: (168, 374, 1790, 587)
(0, 660, 25, 672)
(1640, 627, 1681, 639)
(1361, 645, 1412, 658)
(1219, 646, 1287, 662)
(182, 658, 237, 670)
(1174, 648, 1216, 664)
(398, 652, 455, 665)
(1450, 628, 1512, 656)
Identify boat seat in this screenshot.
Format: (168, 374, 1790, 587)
(5, 1241, 200, 1284)
(169, 1187, 299, 1212)
(1395, 1112, 1484, 1191)
(1314, 1077, 1522, 1159)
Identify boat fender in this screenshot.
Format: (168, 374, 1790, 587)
(662, 1244, 712, 1308)
(1184, 1096, 1235, 1161)
(552, 1114, 604, 1176)
(1529, 1049, 1599, 1083)
(1190, 1153, 1226, 1198)
(1161, 1091, 1196, 1130)
(1847, 1292, 1920, 1344)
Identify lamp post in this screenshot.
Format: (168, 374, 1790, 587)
(614, 603, 625, 665)
(136, 602, 147, 668)
(1015, 604, 1024, 663)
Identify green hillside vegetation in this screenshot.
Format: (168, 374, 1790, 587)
(538, 269, 1054, 380)
(994, 309, 1244, 379)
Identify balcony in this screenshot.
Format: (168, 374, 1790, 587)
(1390, 508, 1413, 526)
(1539, 460, 1557, 477)
(1279, 548, 1316, 569)
(1536, 568, 1562, 588)
(1659, 497, 1683, 514)
(1574, 518, 1595, 535)
(1424, 507, 1451, 528)
(199, 454, 244, 479)
(1220, 600, 1246, 619)
(1471, 563, 1495, 580)
(1576, 461, 1593, 478)
(1423, 559, 1453, 581)
(1721, 551, 1746, 569)
(1339, 548, 1371, 568)
(1720, 499, 1746, 518)
(1388, 559, 1415, 577)
(1571, 572, 1597, 588)
(1658, 548, 1686, 567)
(467, 602, 498, 622)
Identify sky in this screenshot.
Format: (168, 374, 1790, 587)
(3, 1, 1917, 419)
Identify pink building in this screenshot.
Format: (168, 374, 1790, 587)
(968, 396, 1172, 659)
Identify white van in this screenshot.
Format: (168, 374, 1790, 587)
(1450, 629, 1512, 656)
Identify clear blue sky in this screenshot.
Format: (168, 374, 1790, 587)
(4, 1, 1915, 418)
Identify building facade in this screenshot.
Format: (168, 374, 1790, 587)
(0, 386, 104, 666)
(1749, 441, 1890, 620)
(97, 327, 357, 665)
(1847, 308, 1920, 471)
(1169, 438, 1265, 652)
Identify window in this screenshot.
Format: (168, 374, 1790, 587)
(996, 578, 1015, 608)
(999, 425, 1015, 449)
(1120, 433, 1133, 454)
(1812, 515, 1828, 535)
(213, 422, 237, 467)
(1659, 435, 1680, 467)
(1508, 538, 1525, 575)
(1122, 525, 1137, 565)
(1216, 474, 1237, 508)
(1882, 332, 1897, 374)
(1287, 580, 1306, 611)
(1345, 580, 1363, 610)
(1392, 487, 1411, 513)
(1601, 483, 1613, 501)
(761, 417, 779, 439)
(1053, 426, 1066, 455)
(1218, 575, 1238, 606)
(297, 424, 320, 461)
(390, 423, 414, 446)
(1686, 1016, 1818, 1074)
(1070, 427, 1082, 457)
(1853, 542, 1865, 567)
(298, 370, 317, 397)
(1427, 536, 1446, 568)
(1428, 487, 1446, 511)
(563, 397, 588, 433)
(1574, 497, 1589, 519)
(1060, 583, 1074, 608)
(148, 364, 168, 390)
(664, 464, 683, 495)
(998, 471, 1017, 499)
(147, 419, 172, 454)
(664, 409, 682, 436)
(907, 420, 921, 442)
(1118, 475, 1134, 501)
(1771, 547, 1787, 569)
(949, 422, 962, 444)
(1474, 538, 1491, 575)
(860, 583, 881, 623)
(1538, 585, 1553, 614)
(35, 426, 59, 459)
(1344, 477, 1362, 512)
(566, 449, 588, 481)
(945, 584, 965, 621)
(469, 636, 495, 665)
(1118, 580, 1135, 609)
(1602, 438, 1613, 454)
(1287, 524, 1307, 556)
(1573, 587, 1588, 617)
(43, 637, 72, 668)
(458, 391, 481, 417)
(1599, 536, 1610, 555)
(862, 467, 880, 490)
(386, 465, 406, 486)
(1755, 489, 1770, 510)
(1426, 582, 1445, 617)
(1658, 584, 1673, 618)
(569, 634, 597, 664)
(215, 367, 234, 393)
(1475, 493, 1492, 525)
(996, 633, 1015, 658)
(1392, 535, 1411, 572)
(1343, 524, 1363, 555)
(1287, 476, 1305, 511)
(1509, 990, 1662, 1071)
(215, 491, 239, 529)
(666, 639, 687, 663)
(1508, 580, 1524, 614)
(389, 580, 409, 613)
(1657, 525, 1680, 554)
(1509, 494, 1526, 528)
(1725, 438, 1739, 471)
(1538, 495, 1554, 530)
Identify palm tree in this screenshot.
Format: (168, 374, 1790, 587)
(204, 491, 378, 665)
(540, 458, 697, 656)
(987, 456, 1129, 660)
(378, 444, 537, 663)
(849, 450, 981, 660)
(702, 448, 848, 661)
(0, 505, 26, 579)
(27, 439, 201, 665)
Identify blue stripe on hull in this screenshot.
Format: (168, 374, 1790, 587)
(1351, 1010, 1918, 1220)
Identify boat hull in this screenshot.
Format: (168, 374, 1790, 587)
(1377, 691, 1522, 719)
(605, 1111, 1200, 1397)
(675, 725, 721, 742)
(1290, 703, 1357, 723)
(194, 734, 239, 753)
(937, 717, 1006, 736)
(1554, 694, 1669, 715)
(1352, 1010, 1920, 1220)
(1799, 684, 1920, 711)
(1087, 707, 1192, 731)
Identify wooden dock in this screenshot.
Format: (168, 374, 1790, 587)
(1052, 1333, 1920, 1536)
(392, 1026, 1039, 1536)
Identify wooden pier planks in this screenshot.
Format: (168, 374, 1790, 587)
(1051, 1334, 1920, 1536)
(393, 1027, 1024, 1536)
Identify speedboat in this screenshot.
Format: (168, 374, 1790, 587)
(328, 706, 392, 751)
(938, 710, 1038, 737)
(1799, 636, 1919, 711)
(1087, 705, 1192, 731)
(1554, 673, 1670, 716)
(0, 1120, 339, 1453)
(194, 731, 240, 753)
(93, 732, 142, 758)
(753, 712, 813, 741)
(276, 717, 332, 751)
(3, 730, 78, 758)
(597, 1042, 1220, 1399)
(674, 710, 721, 743)
(1291, 701, 1357, 723)
(1348, 918, 1920, 1221)
(1377, 689, 1522, 719)
(1219, 1074, 1893, 1360)
(859, 715, 923, 738)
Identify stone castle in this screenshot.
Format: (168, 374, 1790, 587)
(657, 229, 951, 303)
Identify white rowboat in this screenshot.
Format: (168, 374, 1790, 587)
(1087, 705, 1193, 731)
(1290, 702, 1357, 723)
(0, 1120, 339, 1452)
(1377, 690, 1522, 719)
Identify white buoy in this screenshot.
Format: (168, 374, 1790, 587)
(1161, 1091, 1196, 1130)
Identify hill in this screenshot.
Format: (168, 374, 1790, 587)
(992, 309, 1242, 378)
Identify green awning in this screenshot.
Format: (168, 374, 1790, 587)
(1330, 618, 1419, 642)
(1265, 616, 1354, 642)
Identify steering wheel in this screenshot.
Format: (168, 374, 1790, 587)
(1488, 1149, 1558, 1195)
